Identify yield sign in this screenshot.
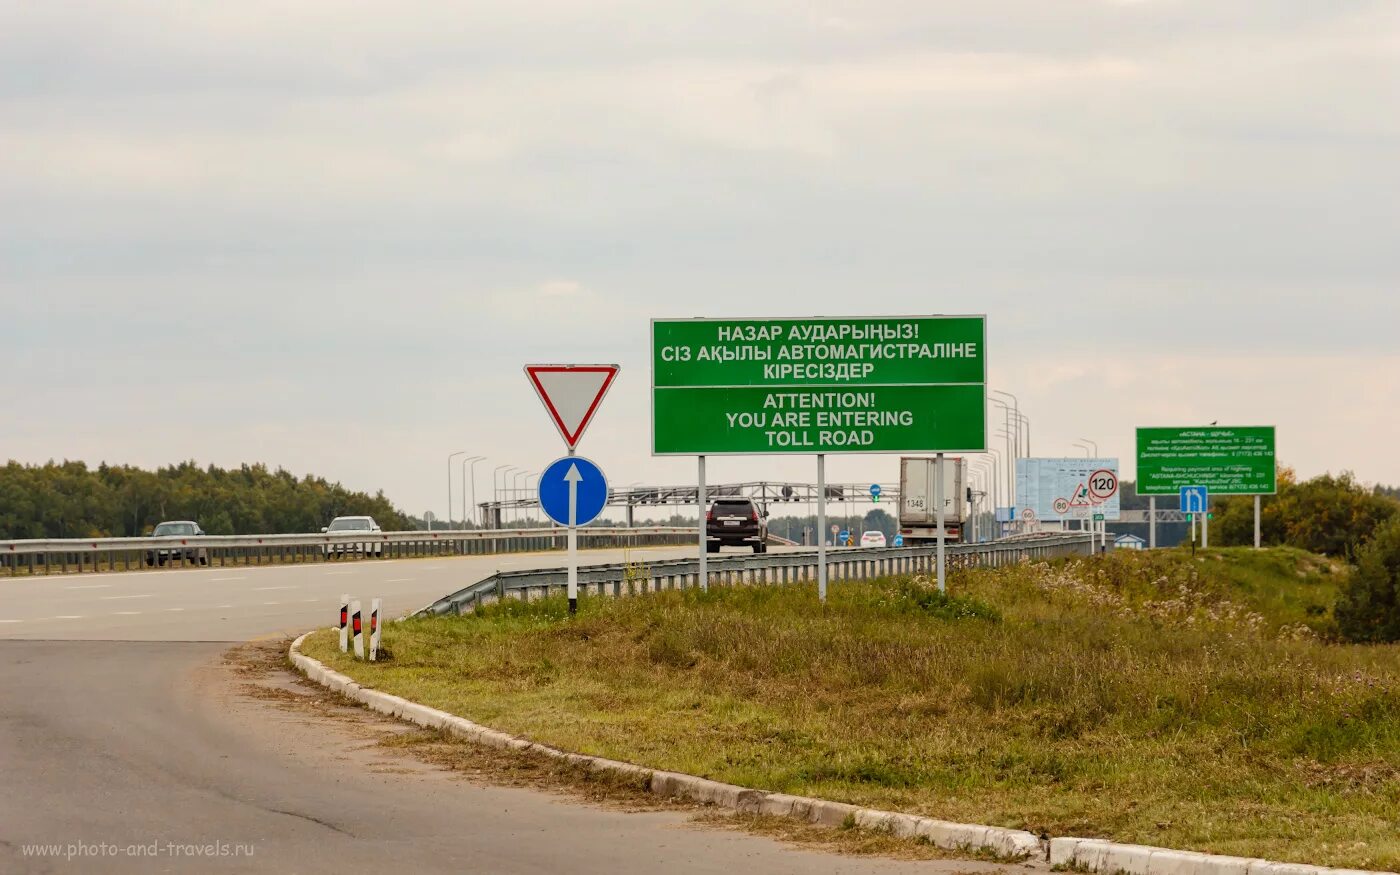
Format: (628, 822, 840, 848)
(524, 364, 620, 450)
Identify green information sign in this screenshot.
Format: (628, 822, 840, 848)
(652, 316, 987, 455)
(1135, 426, 1277, 496)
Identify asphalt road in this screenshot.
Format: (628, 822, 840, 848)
(1, 547, 1023, 874)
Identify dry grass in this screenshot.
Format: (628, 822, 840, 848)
(303, 547, 1400, 870)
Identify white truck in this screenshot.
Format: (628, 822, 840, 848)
(898, 456, 967, 545)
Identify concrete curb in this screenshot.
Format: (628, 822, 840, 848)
(1049, 838, 1395, 875)
(289, 633, 1396, 875)
(288, 632, 1040, 860)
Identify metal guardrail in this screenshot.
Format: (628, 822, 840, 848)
(0, 526, 692, 576)
(419, 533, 1097, 616)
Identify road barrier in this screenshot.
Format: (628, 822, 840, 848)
(419, 532, 1095, 616)
(0, 526, 692, 577)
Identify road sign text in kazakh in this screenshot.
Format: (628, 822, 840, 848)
(1136, 426, 1276, 496)
(652, 317, 987, 455)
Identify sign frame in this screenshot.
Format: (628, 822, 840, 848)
(649, 315, 988, 457)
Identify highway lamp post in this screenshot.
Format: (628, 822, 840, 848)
(460, 456, 483, 532)
(526, 472, 541, 526)
(513, 471, 530, 526)
(446, 451, 467, 530)
(468, 457, 487, 527)
(987, 448, 1003, 539)
(991, 389, 1021, 497)
(995, 428, 1014, 530)
(989, 399, 1015, 526)
(1016, 412, 1031, 456)
(493, 465, 518, 529)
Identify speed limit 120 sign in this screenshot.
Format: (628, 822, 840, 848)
(1088, 469, 1119, 501)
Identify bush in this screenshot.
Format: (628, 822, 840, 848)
(1212, 470, 1398, 556)
(1336, 517, 1400, 643)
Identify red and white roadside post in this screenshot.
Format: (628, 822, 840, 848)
(369, 598, 381, 662)
(351, 600, 364, 659)
(339, 594, 350, 653)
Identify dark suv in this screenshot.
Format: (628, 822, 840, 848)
(706, 498, 769, 553)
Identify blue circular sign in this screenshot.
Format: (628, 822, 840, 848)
(893, 534, 904, 547)
(537, 456, 609, 527)
(869, 484, 882, 496)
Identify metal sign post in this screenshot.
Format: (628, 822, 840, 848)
(1254, 494, 1262, 549)
(817, 454, 827, 602)
(698, 456, 708, 592)
(935, 452, 946, 593)
(527, 364, 619, 616)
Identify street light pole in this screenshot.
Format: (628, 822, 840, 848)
(492, 465, 516, 529)
(446, 451, 467, 530)
(460, 456, 483, 529)
(468, 457, 487, 527)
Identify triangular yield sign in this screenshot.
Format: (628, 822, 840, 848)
(1067, 482, 1093, 507)
(524, 364, 620, 450)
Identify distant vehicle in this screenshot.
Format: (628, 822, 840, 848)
(145, 520, 208, 566)
(898, 456, 967, 546)
(705, 498, 769, 554)
(322, 515, 383, 558)
(859, 531, 887, 548)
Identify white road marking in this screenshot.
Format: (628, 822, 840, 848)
(53, 615, 84, 620)
(165, 608, 185, 612)
(254, 585, 295, 591)
(0, 619, 22, 624)
(217, 604, 234, 609)
(385, 578, 414, 583)
(64, 584, 112, 590)
(262, 601, 281, 606)
(324, 571, 353, 576)
(113, 611, 142, 616)
(100, 594, 153, 601)
(209, 576, 245, 581)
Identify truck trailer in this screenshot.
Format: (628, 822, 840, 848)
(898, 456, 967, 545)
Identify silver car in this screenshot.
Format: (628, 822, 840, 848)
(322, 516, 383, 558)
(145, 520, 208, 566)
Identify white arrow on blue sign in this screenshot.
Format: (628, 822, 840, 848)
(539, 456, 609, 528)
(869, 484, 882, 497)
(1179, 485, 1209, 514)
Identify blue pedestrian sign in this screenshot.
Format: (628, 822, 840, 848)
(838, 530, 850, 546)
(869, 484, 882, 501)
(1179, 485, 1208, 515)
(893, 534, 904, 547)
(538, 456, 609, 528)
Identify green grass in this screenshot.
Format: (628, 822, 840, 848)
(302, 548, 1400, 869)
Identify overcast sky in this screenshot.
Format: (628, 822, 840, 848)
(3, 1, 1397, 519)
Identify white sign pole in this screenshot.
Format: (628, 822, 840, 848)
(816, 454, 827, 602)
(697, 455, 708, 592)
(1254, 495, 1261, 549)
(566, 457, 580, 614)
(1203, 501, 1210, 549)
(1149, 497, 1157, 549)
(935, 452, 946, 594)
(1191, 511, 1197, 545)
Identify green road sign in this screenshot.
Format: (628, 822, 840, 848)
(652, 316, 987, 455)
(1135, 426, 1276, 496)
(1093, 513, 1105, 521)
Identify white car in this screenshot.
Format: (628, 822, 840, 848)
(322, 515, 383, 558)
(859, 530, 887, 548)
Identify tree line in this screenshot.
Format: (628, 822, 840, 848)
(0, 460, 411, 539)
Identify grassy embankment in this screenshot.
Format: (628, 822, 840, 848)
(302, 547, 1400, 869)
